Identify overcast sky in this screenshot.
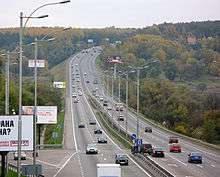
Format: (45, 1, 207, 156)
(1, 0, 219, 28)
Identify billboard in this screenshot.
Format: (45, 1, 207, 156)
(0, 115, 33, 151)
(22, 106, 57, 124)
(28, 60, 45, 68)
(53, 82, 66, 88)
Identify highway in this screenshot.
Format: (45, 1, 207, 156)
(67, 51, 151, 177)
(78, 47, 220, 177)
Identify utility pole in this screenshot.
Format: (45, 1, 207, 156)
(5, 51, 10, 115)
(136, 68, 140, 139)
(125, 72, 128, 137)
(118, 75, 121, 103)
(33, 38, 38, 176)
(18, 11, 23, 177)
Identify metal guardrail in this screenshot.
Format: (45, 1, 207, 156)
(8, 163, 17, 172)
(88, 94, 174, 177)
(102, 85, 220, 152)
(127, 105, 220, 152)
(132, 154, 174, 177)
(36, 144, 63, 149)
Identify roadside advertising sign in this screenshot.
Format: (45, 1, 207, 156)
(28, 60, 45, 68)
(22, 106, 57, 124)
(53, 82, 66, 89)
(0, 115, 33, 151)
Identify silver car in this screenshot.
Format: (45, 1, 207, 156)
(86, 144, 98, 154)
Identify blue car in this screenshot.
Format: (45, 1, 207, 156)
(188, 152, 202, 164)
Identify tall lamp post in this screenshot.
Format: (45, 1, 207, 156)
(129, 60, 159, 139)
(17, 1, 70, 176)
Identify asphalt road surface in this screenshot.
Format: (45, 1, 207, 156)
(69, 51, 151, 177)
(78, 46, 220, 177)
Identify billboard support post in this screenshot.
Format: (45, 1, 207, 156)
(0, 151, 9, 177)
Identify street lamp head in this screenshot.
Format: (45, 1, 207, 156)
(38, 15, 49, 18)
(59, 0, 71, 4)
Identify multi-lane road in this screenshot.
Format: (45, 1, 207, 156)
(78, 46, 220, 177)
(66, 51, 151, 177)
(7, 48, 219, 177)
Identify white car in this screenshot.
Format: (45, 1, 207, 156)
(86, 144, 98, 154)
(99, 96, 104, 101)
(107, 106, 112, 110)
(78, 91, 83, 96)
(72, 93, 77, 98)
(14, 151, 26, 160)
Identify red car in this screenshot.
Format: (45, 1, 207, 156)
(169, 143, 181, 153)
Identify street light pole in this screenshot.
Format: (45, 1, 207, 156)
(125, 72, 128, 137)
(136, 68, 140, 139)
(18, 11, 23, 177)
(33, 38, 38, 176)
(5, 51, 10, 115)
(118, 75, 121, 103)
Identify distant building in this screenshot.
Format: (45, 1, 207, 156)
(187, 33, 197, 44)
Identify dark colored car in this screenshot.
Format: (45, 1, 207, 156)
(94, 128, 102, 134)
(152, 147, 165, 157)
(103, 100, 108, 106)
(169, 136, 179, 144)
(145, 127, 152, 133)
(115, 154, 128, 165)
(89, 119, 96, 125)
(188, 152, 202, 164)
(141, 143, 153, 154)
(131, 143, 153, 154)
(93, 79, 98, 84)
(117, 115, 124, 121)
(97, 136, 107, 144)
(169, 143, 181, 153)
(78, 122, 85, 128)
(86, 80, 90, 83)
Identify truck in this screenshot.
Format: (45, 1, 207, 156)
(97, 164, 121, 177)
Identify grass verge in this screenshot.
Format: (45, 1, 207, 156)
(44, 111, 65, 145)
(0, 168, 26, 177)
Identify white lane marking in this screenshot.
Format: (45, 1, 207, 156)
(167, 164, 178, 167)
(85, 55, 177, 177)
(81, 76, 152, 177)
(53, 152, 78, 177)
(26, 157, 57, 168)
(164, 152, 187, 166)
(196, 164, 203, 168)
(70, 58, 79, 152)
(70, 57, 85, 177)
(211, 164, 215, 168)
(56, 154, 74, 168)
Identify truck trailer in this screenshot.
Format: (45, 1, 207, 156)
(97, 164, 121, 177)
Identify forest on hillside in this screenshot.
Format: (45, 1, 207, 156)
(0, 21, 219, 144)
